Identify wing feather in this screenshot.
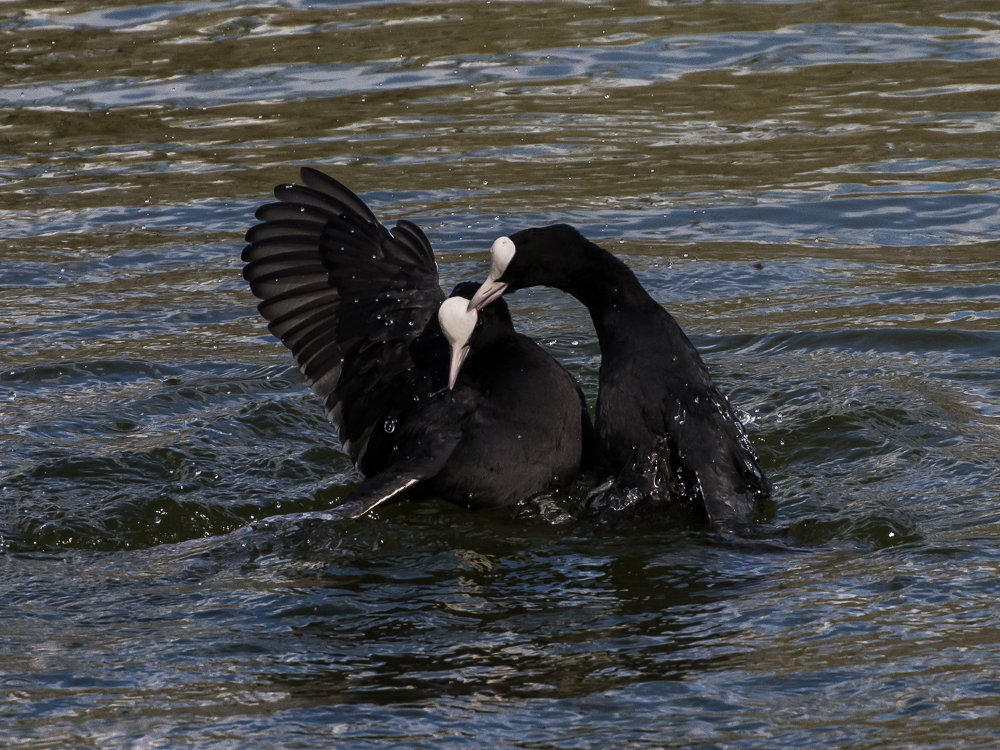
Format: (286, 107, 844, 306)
(243, 167, 447, 473)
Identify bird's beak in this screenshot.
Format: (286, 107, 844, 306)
(448, 344, 470, 390)
(467, 278, 508, 311)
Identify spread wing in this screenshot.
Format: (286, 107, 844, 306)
(242, 167, 447, 471)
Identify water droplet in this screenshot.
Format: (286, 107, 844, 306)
(384, 417, 396, 433)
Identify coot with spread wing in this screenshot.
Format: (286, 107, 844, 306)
(242, 171, 591, 518)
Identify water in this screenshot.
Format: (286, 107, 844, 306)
(3, 0, 1000, 746)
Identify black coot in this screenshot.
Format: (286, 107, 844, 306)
(468, 224, 771, 529)
(242, 170, 591, 518)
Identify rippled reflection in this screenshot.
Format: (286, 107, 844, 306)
(3, 0, 1000, 746)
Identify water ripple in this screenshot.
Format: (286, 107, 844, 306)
(5, 24, 1000, 110)
(4, 1, 1000, 746)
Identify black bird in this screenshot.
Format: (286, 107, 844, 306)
(468, 225, 771, 529)
(242, 170, 591, 518)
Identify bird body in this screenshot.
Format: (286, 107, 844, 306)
(431, 296, 592, 508)
(470, 224, 771, 528)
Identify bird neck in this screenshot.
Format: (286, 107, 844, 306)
(470, 320, 515, 353)
(552, 241, 661, 329)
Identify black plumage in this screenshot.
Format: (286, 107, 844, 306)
(242, 170, 591, 518)
(469, 224, 771, 529)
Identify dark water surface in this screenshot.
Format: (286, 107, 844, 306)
(3, 0, 1000, 746)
